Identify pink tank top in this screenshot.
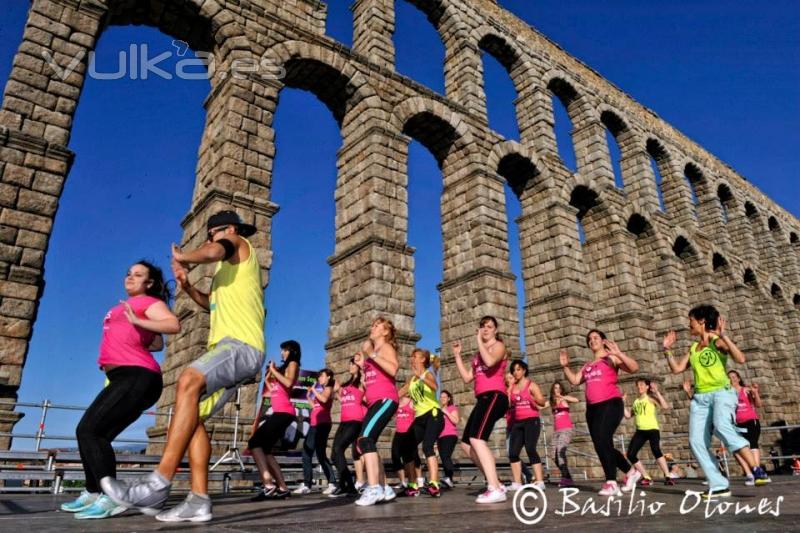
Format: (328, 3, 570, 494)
(439, 405, 458, 437)
(509, 380, 539, 422)
(339, 384, 366, 423)
(310, 386, 333, 426)
(581, 355, 622, 405)
(735, 388, 759, 424)
(270, 375, 296, 415)
(473, 354, 507, 396)
(553, 400, 574, 431)
(395, 402, 415, 434)
(364, 355, 398, 405)
(97, 295, 161, 373)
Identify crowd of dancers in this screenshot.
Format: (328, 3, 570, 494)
(58, 209, 772, 522)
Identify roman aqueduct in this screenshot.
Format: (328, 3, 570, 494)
(1, 0, 798, 469)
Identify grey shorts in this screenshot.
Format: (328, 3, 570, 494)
(191, 337, 264, 420)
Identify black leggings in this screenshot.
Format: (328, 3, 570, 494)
(412, 410, 444, 459)
(392, 431, 419, 471)
(302, 423, 336, 487)
(76, 366, 162, 493)
(331, 421, 361, 490)
(586, 397, 631, 481)
(508, 417, 542, 464)
(437, 435, 458, 479)
(627, 429, 663, 464)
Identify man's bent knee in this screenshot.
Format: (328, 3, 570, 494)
(177, 368, 206, 396)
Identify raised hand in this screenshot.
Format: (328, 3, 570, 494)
(603, 339, 621, 355)
(268, 360, 277, 375)
(171, 258, 188, 288)
(650, 382, 659, 393)
(751, 382, 759, 392)
(663, 330, 677, 350)
(120, 300, 138, 325)
(559, 349, 569, 368)
(715, 316, 727, 337)
(452, 340, 462, 358)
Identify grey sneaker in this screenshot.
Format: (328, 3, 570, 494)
(155, 492, 212, 523)
(101, 472, 171, 516)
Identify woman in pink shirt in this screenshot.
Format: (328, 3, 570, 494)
(547, 381, 579, 487)
(248, 340, 301, 501)
(354, 317, 400, 506)
(454, 315, 509, 504)
(329, 355, 367, 497)
(62, 261, 179, 520)
(295, 368, 337, 494)
(560, 329, 639, 497)
(507, 360, 547, 491)
(728, 370, 763, 485)
(437, 390, 460, 488)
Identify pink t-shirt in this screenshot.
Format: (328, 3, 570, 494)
(270, 376, 296, 415)
(509, 380, 539, 422)
(735, 388, 759, 424)
(581, 355, 622, 405)
(364, 355, 398, 406)
(395, 402, 415, 434)
(473, 354, 507, 396)
(97, 295, 161, 373)
(339, 384, 365, 423)
(310, 385, 333, 426)
(439, 405, 458, 437)
(553, 400, 573, 431)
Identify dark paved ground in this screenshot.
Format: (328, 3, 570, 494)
(1, 477, 798, 532)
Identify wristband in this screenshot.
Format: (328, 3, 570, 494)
(664, 350, 674, 358)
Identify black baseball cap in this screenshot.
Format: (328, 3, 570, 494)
(206, 210, 256, 237)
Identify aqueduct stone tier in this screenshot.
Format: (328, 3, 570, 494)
(0, 0, 798, 465)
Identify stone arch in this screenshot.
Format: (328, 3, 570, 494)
(645, 137, 672, 211)
(599, 107, 637, 191)
(263, 41, 388, 128)
(489, 141, 550, 198)
(771, 282, 784, 300)
(712, 252, 730, 272)
(683, 161, 709, 206)
(717, 182, 735, 223)
(543, 72, 597, 127)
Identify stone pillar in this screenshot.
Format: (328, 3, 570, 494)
(325, 120, 419, 381)
(517, 85, 557, 157)
(728, 203, 757, 265)
(659, 159, 696, 227)
(571, 120, 615, 190)
(620, 148, 660, 212)
(0, 0, 104, 449)
(352, 0, 395, 69)
(443, 37, 487, 121)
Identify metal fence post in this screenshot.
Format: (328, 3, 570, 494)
(34, 400, 50, 452)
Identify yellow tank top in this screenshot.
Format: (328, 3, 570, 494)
(632, 396, 659, 431)
(409, 371, 439, 417)
(208, 238, 265, 352)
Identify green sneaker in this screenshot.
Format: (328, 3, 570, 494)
(74, 495, 127, 520)
(60, 491, 99, 513)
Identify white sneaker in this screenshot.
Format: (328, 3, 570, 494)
(383, 485, 396, 502)
(292, 485, 311, 495)
(508, 482, 523, 491)
(355, 486, 382, 506)
(668, 472, 679, 479)
(476, 486, 507, 504)
(442, 477, 454, 489)
(744, 476, 755, 487)
(322, 484, 337, 495)
(532, 481, 546, 491)
(598, 481, 622, 497)
(622, 470, 642, 493)
(355, 481, 365, 492)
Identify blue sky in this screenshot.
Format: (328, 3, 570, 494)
(1, 1, 797, 449)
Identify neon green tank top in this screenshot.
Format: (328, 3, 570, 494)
(689, 336, 729, 394)
(409, 371, 439, 417)
(632, 396, 659, 431)
(208, 238, 265, 352)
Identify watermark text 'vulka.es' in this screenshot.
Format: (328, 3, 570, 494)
(41, 40, 285, 82)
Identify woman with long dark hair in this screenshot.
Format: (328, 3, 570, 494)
(663, 304, 769, 498)
(62, 261, 179, 520)
(506, 359, 546, 491)
(248, 340, 301, 501)
(437, 390, 460, 488)
(728, 370, 763, 485)
(329, 351, 367, 497)
(294, 368, 337, 494)
(454, 316, 509, 504)
(547, 381, 578, 487)
(561, 329, 639, 497)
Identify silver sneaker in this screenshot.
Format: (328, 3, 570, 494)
(101, 472, 170, 516)
(155, 493, 212, 523)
